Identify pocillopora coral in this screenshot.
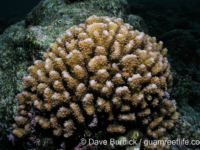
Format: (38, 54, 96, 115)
(13, 15, 177, 149)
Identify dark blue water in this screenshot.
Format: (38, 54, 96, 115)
(0, 0, 40, 34)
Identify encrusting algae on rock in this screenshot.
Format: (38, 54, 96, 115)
(12, 15, 177, 149)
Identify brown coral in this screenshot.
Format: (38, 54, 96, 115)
(13, 15, 177, 150)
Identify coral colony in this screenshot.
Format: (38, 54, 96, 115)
(12, 15, 178, 149)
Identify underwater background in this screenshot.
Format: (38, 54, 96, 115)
(0, 0, 200, 150)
